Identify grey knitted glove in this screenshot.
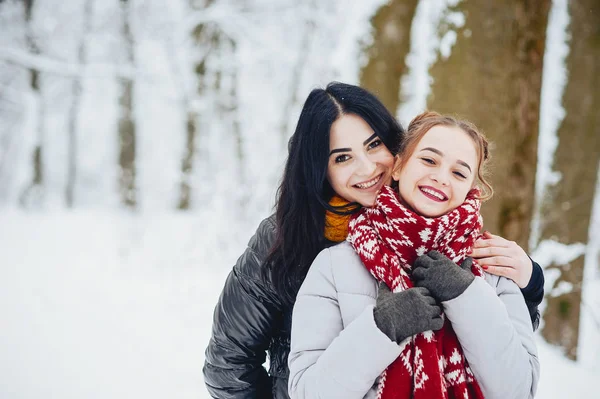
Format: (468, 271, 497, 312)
(373, 282, 444, 343)
(412, 250, 475, 302)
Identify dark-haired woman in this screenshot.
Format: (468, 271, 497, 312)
(202, 83, 544, 398)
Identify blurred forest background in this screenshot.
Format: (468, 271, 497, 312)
(0, 0, 598, 389)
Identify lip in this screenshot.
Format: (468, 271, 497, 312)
(353, 173, 384, 191)
(419, 185, 448, 202)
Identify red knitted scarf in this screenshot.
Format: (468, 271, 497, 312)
(348, 185, 485, 399)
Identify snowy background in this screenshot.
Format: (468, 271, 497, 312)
(0, 0, 598, 398)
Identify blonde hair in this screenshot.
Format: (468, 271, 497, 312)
(395, 111, 493, 200)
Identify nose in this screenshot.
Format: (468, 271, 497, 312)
(357, 154, 377, 176)
(430, 171, 450, 186)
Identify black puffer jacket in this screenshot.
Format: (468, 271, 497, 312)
(203, 216, 544, 398)
(203, 216, 292, 398)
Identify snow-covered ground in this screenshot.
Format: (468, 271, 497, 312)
(0, 209, 243, 399)
(0, 210, 596, 398)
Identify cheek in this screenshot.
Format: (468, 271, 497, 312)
(399, 163, 421, 182)
(397, 182, 408, 200)
(373, 151, 395, 170)
(465, 177, 476, 192)
(327, 165, 351, 189)
(455, 182, 472, 201)
(469, 177, 477, 189)
(383, 153, 395, 168)
(326, 166, 340, 189)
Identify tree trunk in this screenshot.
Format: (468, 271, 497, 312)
(186, 0, 242, 209)
(19, 0, 45, 208)
(540, 0, 600, 360)
(118, 0, 136, 208)
(65, 0, 93, 207)
(178, 110, 197, 210)
(360, 0, 419, 115)
(177, 18, 210, 210)
(427, 1, 550, 251)
(181, 0, 218, 210)
(221, 37, 245, 207)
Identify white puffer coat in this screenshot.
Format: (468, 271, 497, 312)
(288, 241, 539, 399)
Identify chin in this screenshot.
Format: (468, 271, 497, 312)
(417, 208, 445, 218)
(356, 196, 377, 208)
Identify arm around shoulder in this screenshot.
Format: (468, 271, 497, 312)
(521, 259, 545, 331)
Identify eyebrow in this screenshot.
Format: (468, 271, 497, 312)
(420, 147, 472, 172)
(329, 133, 379, 156)
(329, 148, 350, 156)
(363, 133, 378, 146)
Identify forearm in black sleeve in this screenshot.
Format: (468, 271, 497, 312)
(520, 259, 545, 331)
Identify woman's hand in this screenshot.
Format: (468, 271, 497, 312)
(469, 231, 532, 288)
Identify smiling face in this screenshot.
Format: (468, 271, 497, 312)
(326, 114, 395, 207)
(393, 125, 479, 218)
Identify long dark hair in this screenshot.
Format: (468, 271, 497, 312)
(265, 82, 405, 306)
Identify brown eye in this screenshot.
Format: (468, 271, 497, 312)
(367, 139, 382, 150)
(335, 154, 351, 163)
(420, 157, 435, 165)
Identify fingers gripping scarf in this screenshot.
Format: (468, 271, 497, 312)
(348, 185, 485, 399)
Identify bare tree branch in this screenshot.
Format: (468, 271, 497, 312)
(0, 47, 138, 79)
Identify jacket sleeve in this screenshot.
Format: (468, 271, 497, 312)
(521, 259, 545, 331)
(203, 217, 281, 398)
(288, 248, 402, 399)
(443, 275, 540, 399)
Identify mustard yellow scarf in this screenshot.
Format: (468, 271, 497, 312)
(324, 195, 353, 242)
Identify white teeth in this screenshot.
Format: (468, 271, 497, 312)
(355, 175, 380, 189)
(421, 187, 445, 200)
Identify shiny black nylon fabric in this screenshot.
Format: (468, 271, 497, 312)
(203, 216, 292, 398)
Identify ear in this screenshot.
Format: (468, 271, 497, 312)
(391, 155, 402, 181)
